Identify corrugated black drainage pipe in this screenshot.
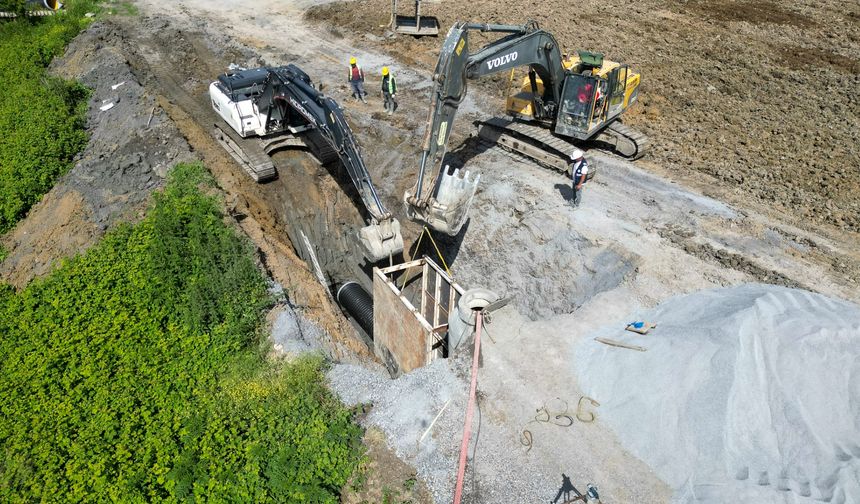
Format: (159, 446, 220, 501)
(336, 281, 373, 338)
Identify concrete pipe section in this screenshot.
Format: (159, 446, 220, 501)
(447, 288, 499, 352)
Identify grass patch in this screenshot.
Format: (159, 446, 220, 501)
(0, 163, 362, 501)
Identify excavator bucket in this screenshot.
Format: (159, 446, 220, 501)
(391, 0, 439, 36)
(359, 218, 404, 262)
(407, 167, 479, 236)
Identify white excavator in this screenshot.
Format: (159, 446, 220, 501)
(208, 63, 403, 262)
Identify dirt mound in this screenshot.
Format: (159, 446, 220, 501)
(306, 0, 860, 234)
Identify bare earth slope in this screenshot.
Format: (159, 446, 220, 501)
(0, 26, 193, 287)
(308, 0, 860, 234)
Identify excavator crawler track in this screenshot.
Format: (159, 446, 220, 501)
(600, 122, 650, 160)
(213, 124, 340, 184)
(478, 117, 574, 174)
(260, 131, 339, 166)
(212, 124, 277, 182)
(476, 116, 650, 175)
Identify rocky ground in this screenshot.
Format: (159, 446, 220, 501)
(2, 0, 859, 502)
(307, 0, 860, 235)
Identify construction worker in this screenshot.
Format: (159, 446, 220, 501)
(347, 56, 367, 103)
(381, 66, 397, 115)
(570, 149, 589, 208)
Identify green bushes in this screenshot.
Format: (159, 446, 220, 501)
(0, 163, 362, 502)
(0, 1, 98, 234)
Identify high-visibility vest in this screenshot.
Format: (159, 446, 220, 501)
(348, 65, 364, 82)
(382, 74, 396, 94)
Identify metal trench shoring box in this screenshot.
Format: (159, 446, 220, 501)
(373, 257, 464, 376)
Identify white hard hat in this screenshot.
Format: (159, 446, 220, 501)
(570, 149, 584, 160)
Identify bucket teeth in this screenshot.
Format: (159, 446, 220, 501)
(407, 165, 480, 236)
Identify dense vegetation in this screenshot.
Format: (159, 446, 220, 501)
(0, 164, 362, 501)
(0, 1, 96, 234)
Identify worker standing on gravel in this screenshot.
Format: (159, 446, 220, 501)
(347, 57, 367, 103)
(570, 149, 589, 208)
(381, 66, 397, 115)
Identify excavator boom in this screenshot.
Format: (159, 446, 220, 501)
(210, 64, 403, 261)
(406, 20, 647, 235)
(406, 21, 569, 235)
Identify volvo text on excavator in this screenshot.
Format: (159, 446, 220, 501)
(208, 64, 403, 262)
(405, 21, 648, 235)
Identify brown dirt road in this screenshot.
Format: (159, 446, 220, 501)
(308, 0, 860, 235)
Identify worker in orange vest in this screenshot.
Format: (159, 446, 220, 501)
(347, 56, 367, 103)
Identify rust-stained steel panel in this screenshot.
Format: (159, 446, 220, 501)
(373, 267, 428, 375)
(373, 257, 465, 376)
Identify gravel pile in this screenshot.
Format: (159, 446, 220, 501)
(328, 359, 464, 502)
(328, 349, 575, 503)
(270, 302, 327, 356)
(575, 284, 860, 503)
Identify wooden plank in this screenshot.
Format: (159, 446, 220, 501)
(434, 269, 442, 329)
(379, 257, 425, 274)
(594, 337, 647, 352)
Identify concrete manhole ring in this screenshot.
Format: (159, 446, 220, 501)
(448, 288, 499, 352)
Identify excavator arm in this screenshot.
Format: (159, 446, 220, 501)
(259, 65, 403, 261)
(405, 21, 567, 235)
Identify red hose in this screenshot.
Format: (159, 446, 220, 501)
(452, 311, 482, 504)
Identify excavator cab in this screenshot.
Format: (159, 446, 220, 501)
(556, 73, 600, 138)
(555, 55, 638, 139)
(506, 50, 641, 140)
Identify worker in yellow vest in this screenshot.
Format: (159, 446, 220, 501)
(381, 66, 397, 115)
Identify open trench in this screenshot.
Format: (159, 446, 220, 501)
(76, 16, 387, 360)
(103, 11, 643, 352)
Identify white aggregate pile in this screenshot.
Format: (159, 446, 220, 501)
(269, 303, 325, 355)
(327, 360, 465, 503)
(575, 284, 860, 503)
